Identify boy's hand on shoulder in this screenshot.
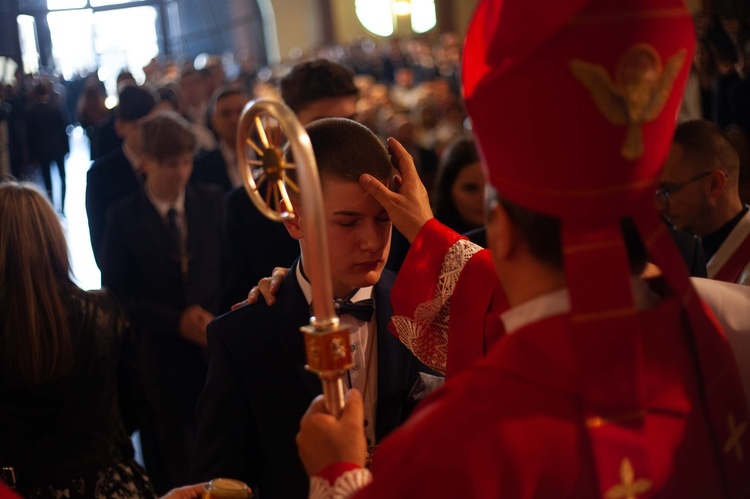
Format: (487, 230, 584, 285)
(232, 267, 288, 310)
(179, 305, 214, 347)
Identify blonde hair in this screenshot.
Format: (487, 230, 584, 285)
(0, 182, 73, 386)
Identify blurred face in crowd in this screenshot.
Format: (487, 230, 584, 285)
(143, 152, 194, 203)
(212, 92, 250, 147)
(116, 118, 147, 155)
(451, 161, 486, 228)
(296, 95, 358, 126)
(180, 71, 206, 107)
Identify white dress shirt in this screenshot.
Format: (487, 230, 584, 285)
(296, 263, 379, 447)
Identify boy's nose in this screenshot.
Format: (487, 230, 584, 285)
(359, 223, 385, 251)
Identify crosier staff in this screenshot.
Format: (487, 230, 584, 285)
(236, 99, 351, 416)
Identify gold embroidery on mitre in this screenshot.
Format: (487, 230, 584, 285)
(724, 413, 748, 461)
(604, 458, 653, 499)
(570, 44, 686, 161)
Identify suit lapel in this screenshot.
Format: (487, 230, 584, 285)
(137, 191, 178, 260)
(273, 261, 322, 399)
(374, 269, 412, 441)
(184, 185, 202, 263)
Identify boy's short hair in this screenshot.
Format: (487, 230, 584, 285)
(140, 110, 197, 161)
(285, 118, 391, 190)
(280, 59, 358, 114)
(117, 84, 158, 122)
(673, 120, 740, 177)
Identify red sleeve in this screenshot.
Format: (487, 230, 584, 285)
(388, 219, 507, 376)
(0, 483, 20, 499)
(316, 462, 363, 486)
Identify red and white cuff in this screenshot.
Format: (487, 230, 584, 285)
(309, 463, 372, 499)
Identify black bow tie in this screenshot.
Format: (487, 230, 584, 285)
(335, 298, 375, 322)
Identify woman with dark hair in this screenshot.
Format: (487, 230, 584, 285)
(431, 135, 485, 234)
(0, 182, 156, 498)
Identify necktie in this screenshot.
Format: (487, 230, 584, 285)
(335, 298, 375, 322)
(166, 207, 181, 247)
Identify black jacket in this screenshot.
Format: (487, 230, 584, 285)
(0, 287, 143, 489)
(191, 264, 436, 498)
(86, 148, 141, 267)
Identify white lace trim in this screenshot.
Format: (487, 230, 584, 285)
(392, 239, 481, 374)
(308, 468, 373, 499)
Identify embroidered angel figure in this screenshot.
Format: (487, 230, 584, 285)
(570, 44, 686, 161)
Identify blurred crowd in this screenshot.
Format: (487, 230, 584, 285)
(1, 13, 749, 229)
(0, 33, 466, 214)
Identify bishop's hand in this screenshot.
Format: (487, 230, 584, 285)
(297, 389, 367, 476)
(359, 137, 433, 244)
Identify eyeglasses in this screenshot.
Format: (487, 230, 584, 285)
(655, 170, 715, 205)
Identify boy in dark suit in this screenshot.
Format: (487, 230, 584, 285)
(219, 60, 360, 312)
(190, 86, 251, 193)
(86, 84, 158, 266)
(100, 111, 222, 494)
(190, 118, 436, 498)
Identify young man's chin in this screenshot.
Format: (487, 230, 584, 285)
(346, 266, 384, 289)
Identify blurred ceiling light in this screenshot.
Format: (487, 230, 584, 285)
(355, 0, 436, 37)
(392, 1, 411, 16)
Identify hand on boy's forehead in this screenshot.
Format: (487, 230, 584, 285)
(321, 177, 389, 219)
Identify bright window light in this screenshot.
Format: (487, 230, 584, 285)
(90, 0, 143, 7)
(17, 15, 40, 75)
(47, 10, 96, 79)
(47, 0, 87, 10)
(355, 0, 393, 37)
(411, 0, 436, 33)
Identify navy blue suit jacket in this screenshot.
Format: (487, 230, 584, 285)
(100, 184, 223, 488)
(191, 148, 234, 193)
(220, 186, 300, 312)
(191, 264, 435, 498)
(86, 148, 141, 267)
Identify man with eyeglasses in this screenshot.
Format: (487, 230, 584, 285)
(658, 119, 750, 284)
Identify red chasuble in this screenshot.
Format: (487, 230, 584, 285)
(384, 220, 750, 498)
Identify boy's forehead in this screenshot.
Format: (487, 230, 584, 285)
(320, 174, 361, 193)
(155, 152, 194, 164)
(319, 171, 387, 187)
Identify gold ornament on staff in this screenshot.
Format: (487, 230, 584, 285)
(236, 99, 352, 416)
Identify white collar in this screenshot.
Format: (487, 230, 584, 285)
(500, 278, 659, 334)
(145, 183, 186, 220)
(219, 141, 242, 188)
(295, 261, 373, 307)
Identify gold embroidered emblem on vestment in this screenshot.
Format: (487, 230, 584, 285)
(724, 413, 747, 461)
(604, 458, 653, 499)
(570, 44, 686, 161)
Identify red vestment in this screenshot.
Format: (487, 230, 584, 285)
(350, 220, 750, 498)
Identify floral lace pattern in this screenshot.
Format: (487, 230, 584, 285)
(309, 468, 373, 499)
(17, 460, 156, 499)
(392, 239, 481, 374)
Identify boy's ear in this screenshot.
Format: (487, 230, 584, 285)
(283, 202, 304, 240)
(138, 156, 152, 179)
